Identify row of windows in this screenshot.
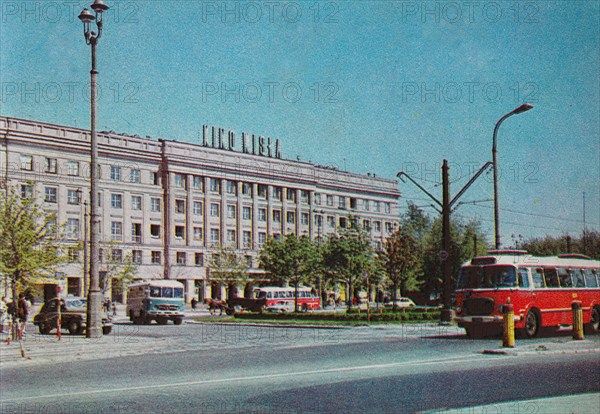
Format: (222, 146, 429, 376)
(19, 154, 392, 213)
(527, 267, 599, 289)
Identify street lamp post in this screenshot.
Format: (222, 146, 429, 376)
(78, 0, 109, 338)
(492, 103, 533, 249)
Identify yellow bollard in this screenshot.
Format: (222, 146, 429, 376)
(502, 299, 515, 348)
(572, 301, 584, 340)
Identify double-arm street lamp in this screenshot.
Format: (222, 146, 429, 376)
(78, 0, 109, 338)
(492, 103, 533, 249)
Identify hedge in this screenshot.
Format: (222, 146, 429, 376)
(233, 310, 441, 322)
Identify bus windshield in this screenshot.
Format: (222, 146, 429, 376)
(457, 265, 517, 289)
(149, 286, 184, 298)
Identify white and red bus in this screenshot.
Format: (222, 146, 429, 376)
(454, 250, 600, 338)
(253, 287, 320, 311)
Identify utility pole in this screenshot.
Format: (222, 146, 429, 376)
(398, 160, 492, 324)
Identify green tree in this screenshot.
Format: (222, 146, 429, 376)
(322, 229, 375, 309)
(379, 226, 421, 309)
(0, 187, 63, 303)
(99, 242, 138, 299)
(522, 231, 600, 260)
(207, 247, 250, 300)
(259, 235, 321, 311)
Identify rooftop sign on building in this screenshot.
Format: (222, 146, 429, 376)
(202, 125, 282, 159)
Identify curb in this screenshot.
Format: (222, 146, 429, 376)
(187, 320, 348, 329)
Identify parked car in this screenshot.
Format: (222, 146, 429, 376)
(265, 301, 294, 313)
(33, 297, 112, 335)
(384, 297, 416, 308)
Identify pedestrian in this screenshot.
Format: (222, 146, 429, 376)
(191, 298, 197, 309)
(17, 293, 29, 324)
(112, 301, 117, 316)
(0, 296, 7, 333)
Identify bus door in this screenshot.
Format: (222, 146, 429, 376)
(517, 268, 534, 317)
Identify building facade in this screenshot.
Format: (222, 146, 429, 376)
(0, 117, 400, 302)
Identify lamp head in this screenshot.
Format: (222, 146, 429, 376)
(78, 8, 95, 23)
(512, 103, 533, 114)
(90, 0, 109, 13)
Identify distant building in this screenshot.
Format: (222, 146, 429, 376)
(0, 117, 400, 302)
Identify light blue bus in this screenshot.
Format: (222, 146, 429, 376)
(126, 280, 185, 325)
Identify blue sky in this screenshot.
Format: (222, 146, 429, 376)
(1, 0, 598, 246)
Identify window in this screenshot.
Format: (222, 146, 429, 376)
(195, 253, 204, 266)
(315, 215, 323, 228)
(242, 183, 252, 196)
(111, 194, 123, 209)
(374, 241, 382, 250)
(243, 231, 252, 248)
(111, 249, 123, 263)
(20, 155, 33, 170)
(518, 269, 530, 288)
(66, 161, 79, 176)
(45, 157, 57, 174)
(210, 203, 220, 217)
(150, 224, 161, 238)
(374, 201, 381, 212)
(338, 196, 346, 209)
(176, 252, 186, 265)
(20, 184, 33, 199)
(44, 187, 57, 203)
(350, 198, 357, 210)
(151, 251, 162, 264)
(175, 199, 185, 214)
(571, 270, 586, 288)
(364, 200, 370, 211)
(98, 248, 104, 263)
(174, 174, 186, 188)
(384, 202, 391, 214)
(363, 220, 371, 231)
(258, 208, 267, 222)
(131, 195, 142, 210)
(258, 184, 268, 199)
(301, 213, 309, 225)
(111, 221, 123, 241)
(339, 217, 347, 228)
(193, 175, 204, 191)
(130, 169, 141, 183)
(152, 172, 160, 185)
(287, 212, 296, 224)
(327, 216, 335, 228)
(226, 180, 237, 195)
(110, 166, 122, 181)
(245, 255, 253, 268)
(273, 210, 281, 223)
(132, 250, 142, 264)
(210, 229, 220, 244)
(151, 197, 161, 212)
(584, 269, 598, 288)
(374, 221, 381, 232)
(46, 217, 57, 238)
(243, 206, 252, 220)
(66, 218, 79, 239)
(227, 205, 236, 219)
(558, 268, 572, 288)
(286, 189, 296, 202)
(227, 229, 236, 243)
(273, 187, 282, 201)
(258, 232, 267, 246)
(193, 201, 203, 216)
(193, 227, 203, 241)
(532, 268, 545, 288)
(175, 226, 185, 239)
(67, 189, 80, 205)
(131, 223, 142, 243)
(209, 178, 221, 193)
(544, 268, 559, 288)
(67, 247, 79, 263)
(385, 222, 393, 233)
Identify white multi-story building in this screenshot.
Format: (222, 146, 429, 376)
(0, 117, 400, 302)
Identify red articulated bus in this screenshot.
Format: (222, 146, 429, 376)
(454, 250, 600, 338)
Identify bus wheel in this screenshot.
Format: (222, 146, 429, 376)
(301, 303, 308, 313)
(173, 318, 183, 325)
(157, 316, 168, 325)
(585, 306, 600, 334)
(465, 326, 481, 339)
(524, 309, 540, 338)
(68, 319, 81, 335)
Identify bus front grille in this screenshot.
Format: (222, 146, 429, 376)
(464, 298, 494, 316)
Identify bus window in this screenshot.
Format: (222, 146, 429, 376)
(174, 288, 184, 298)
(571, 270, 586, 288)
(532, 268, 545, 288)
(495, 267, 517, 287)
(287, 291, 294, 298)
(163, 287, 174, 298)
(518, 269, 530, 288)
(584, 269, 598, 288)
(544, 269, 560, 288)
(557, 268, 572, 288)
(150, 287, 161, 297)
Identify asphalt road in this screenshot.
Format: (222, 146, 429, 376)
(1, 322, 599, 413)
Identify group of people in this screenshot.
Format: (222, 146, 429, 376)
(0, 293, 32, 333)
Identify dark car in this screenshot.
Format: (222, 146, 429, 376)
(33, 297, 112, 335)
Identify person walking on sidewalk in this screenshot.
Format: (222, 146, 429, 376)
(0, 296, 7, 333)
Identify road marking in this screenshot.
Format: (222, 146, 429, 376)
(1, 354, 495, 403)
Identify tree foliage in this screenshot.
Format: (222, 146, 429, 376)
(99, 241, 138, 297)
(0, 187, 63, 300)
(207, 247, 250, 299)
(521, 231, 600, 260)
